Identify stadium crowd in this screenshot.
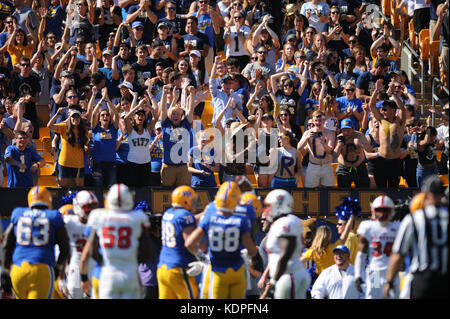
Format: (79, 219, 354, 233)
(0, 0, 449, 301)
(0, 0, 447, 189)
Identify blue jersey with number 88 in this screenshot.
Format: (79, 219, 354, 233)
(199, 208, 251, 273)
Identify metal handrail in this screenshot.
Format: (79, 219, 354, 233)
(431, 76, 449, 126)
(402, 41, 425, 116)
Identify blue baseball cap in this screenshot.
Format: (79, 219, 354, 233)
(340, 118, 353, 129)
(132, 21, 144, 29)
(333, 245, 350, 254)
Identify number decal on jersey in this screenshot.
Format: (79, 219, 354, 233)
(371, 241, 393, 257)
(16, 216, 50, 246)
(161, 221, 176, 248)
(208, 226, 240, 252)
(101, 226, 133, 249)
(75, 239, 87, 253)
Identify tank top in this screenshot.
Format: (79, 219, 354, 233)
(127, 129, 151, 164)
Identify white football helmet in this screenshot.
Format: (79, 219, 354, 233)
(263, 189, 293, 222)
(73, 190, 99, 219)
(371, 195, 394, 222)
(106, 184, 134, 211)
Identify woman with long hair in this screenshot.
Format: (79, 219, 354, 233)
(275, 103, 302, 142)
(122, 91, 156, 187)
(306, 33, 327, 62)
(47, 106, 90, 187)
(276, 42, 297, 72)
(175, 57, 196, 87)
(301, 26, 317, 51)
(5, 25, 37, 67)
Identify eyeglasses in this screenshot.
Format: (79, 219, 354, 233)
(381, 108, 388, 111)
(67, 95, 78, 99)
(167, 7, 176, 10)
(345, 61, 354, 65)
(306, 31, 315, 34)
(283, 84, 293, 88)
(330, 11, 339, 14)
(109, 34, 115, 37)
(257, 51, 267, 54)
(234, 16, 242, 20)
(313, 88, 321, 92)
(100, 113, 110, 117)
(394, 85, 402, 89)
(199, 0, 208, 3)
(345, 88, 355, 92)
(337, 223, 345, 226)
(251, 57, 258, 60)
(5, 21, 13, 24)
(280, 113, 289, 117)
(349, 40, 357, 44)
(135, 27, 144, 31)
(233, 3, 242, 6)
(21, 63, 30, 67)
(406, 124, 415, 128)
(307, 123, 315, 127)
(76, 41, 84, 44)
(48, 36, 57, 40)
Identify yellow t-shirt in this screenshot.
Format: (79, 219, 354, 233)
(53, 122, 88, 168)
(7, 44, 35, 66)
(302, 240, 342, 275)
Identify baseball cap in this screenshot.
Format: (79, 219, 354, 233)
(118, 81, 133, 90)
(60, 70, 72, 77)
(102, 49, 114, 56)
(132, 21, 144, 29)
(155, 121, 162, 129)
(69, 109, 82, 117)
(286, 34, 297, 41)
(340, 118, 353, 129)
(333, 245, 350, 254)
(135, 107, 146, 114)
(158, 22, 169, 29)
(189, 50, 201, 58)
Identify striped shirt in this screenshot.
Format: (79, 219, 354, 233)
(393, 206, 448, 275)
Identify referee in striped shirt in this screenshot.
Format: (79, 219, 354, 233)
(384, 176, 448, 299)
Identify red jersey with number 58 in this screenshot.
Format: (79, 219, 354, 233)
(357, 220, 401, 270)
(88, 209, 150, 269)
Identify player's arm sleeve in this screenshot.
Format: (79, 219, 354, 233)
(54, 224, 71, 271)
(1, 223, 16, 270)
(273, 235, 297, 281)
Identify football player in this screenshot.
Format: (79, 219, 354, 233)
(260, 189, 311, 299)
(64, 191, 99, 299)
(185, 181, 263, 299)
(79, 184, 154, 299)
(355, 195, 401, 299)
(1, 186, 70, 299)
(157, 186, 202, 299)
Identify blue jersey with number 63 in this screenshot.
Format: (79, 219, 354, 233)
(10, 207, 65, 267)
(199, 208, 251, 273)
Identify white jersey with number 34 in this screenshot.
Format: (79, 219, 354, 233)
(357, 220, 401, 271)
(88, 209, 150, 269)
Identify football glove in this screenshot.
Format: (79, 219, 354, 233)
(195, 250, 208, 263)
(265, 279, 276, 299)
(1, 270, 12, 294)
(250, 251, 264, 273)
(57, 278, 69, 298)
(186, 261, 206, 277)
(355, 277, 364, 293)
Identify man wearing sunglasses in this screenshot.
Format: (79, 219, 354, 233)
(367, 79, 407, 188)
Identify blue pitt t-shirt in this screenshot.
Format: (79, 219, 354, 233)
(11, 207, 65, 267)
(158, 207, 197, 269)
(193, 12, 215, 47)
(199, 209, 251, 273)
(162, 118, 192, 165)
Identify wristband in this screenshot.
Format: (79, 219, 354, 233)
(80, 274, 89, 282)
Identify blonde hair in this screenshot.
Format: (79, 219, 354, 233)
(310, 225, 332, 257)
